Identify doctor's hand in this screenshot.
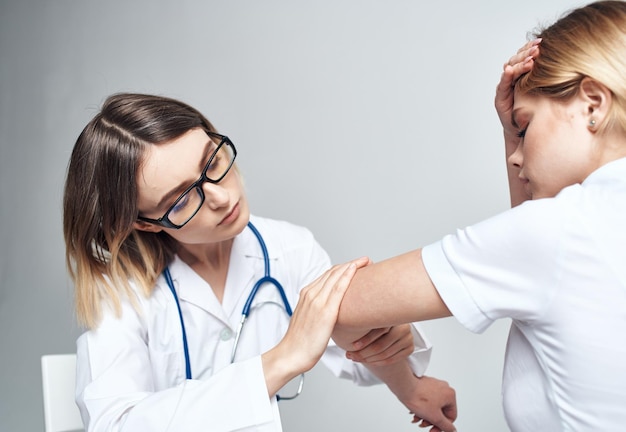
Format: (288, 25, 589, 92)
(261, 257, 370, 398)
(345, 324, 414, 366)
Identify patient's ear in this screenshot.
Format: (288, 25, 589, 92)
(579, 77, 612, 129)
(133, 220, 163, 233)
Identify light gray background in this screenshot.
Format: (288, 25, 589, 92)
(0, 0, 585, 431)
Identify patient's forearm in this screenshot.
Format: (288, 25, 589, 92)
(364, 358, 416, 395)
(332, 250, 457, 432)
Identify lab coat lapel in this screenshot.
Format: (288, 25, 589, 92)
(221, 228, 261, 320)
(169, 255, 230, 325)
(166, 224, 265, 325)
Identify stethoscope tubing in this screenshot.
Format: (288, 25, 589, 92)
(243, 222, 293, 316)
(164, 221, 294, 382)
(164, 266, 192, 381)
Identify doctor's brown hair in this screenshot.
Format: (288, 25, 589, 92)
(516, 0, 626, 136)
(63, 93, 218, 328)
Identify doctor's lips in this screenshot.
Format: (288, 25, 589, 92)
(218, 203, 240, 226)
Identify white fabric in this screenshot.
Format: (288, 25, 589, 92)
(77, 215, 432, 432)
(422, 158, 626, 431)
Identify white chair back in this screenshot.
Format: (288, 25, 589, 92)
(41, 354, 84, 432)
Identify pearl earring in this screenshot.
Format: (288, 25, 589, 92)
(589, 119, 596, 127)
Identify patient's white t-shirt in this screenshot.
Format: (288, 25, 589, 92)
(422, 158, 626, 431)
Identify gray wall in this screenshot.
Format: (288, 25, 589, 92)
(0, 0, 584, 431)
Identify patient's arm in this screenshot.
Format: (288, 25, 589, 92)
(333, 249, 450, 344)
(495, 39, 540, 208)
(366, 364, 457, 432)
(332, 249, 456, 431)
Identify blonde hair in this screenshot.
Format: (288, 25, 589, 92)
(517, 0, 626, 135)
(64, 93, 218, 328)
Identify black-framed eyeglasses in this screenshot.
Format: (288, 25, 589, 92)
(137, 131, 237, 229)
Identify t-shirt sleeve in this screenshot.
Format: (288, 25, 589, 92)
(422, 198, 566, 333)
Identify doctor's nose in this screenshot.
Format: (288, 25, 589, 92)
(202, 181, 230, 210)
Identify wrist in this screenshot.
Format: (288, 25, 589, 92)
(261, 344, 303, 397)
(364, 359, 416, 398)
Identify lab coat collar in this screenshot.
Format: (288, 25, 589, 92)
(166, 220, 269, 326)
(221, 228, 260, 318)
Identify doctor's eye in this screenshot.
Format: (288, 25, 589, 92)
(171, 192, 193, 214)
(206, 154, 222, 174)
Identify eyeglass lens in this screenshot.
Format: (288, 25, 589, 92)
(166, 141, 235, 226)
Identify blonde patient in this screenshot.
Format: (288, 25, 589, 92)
(333, 1, 626, 431)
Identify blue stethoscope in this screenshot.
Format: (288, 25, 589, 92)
(163, 221, 304, 400)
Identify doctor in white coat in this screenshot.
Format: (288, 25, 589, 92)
(63, 93, 458, 432)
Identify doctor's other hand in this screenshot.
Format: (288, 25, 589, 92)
(262, 257, 370, 397)
(401, 375, 458, 432)
(345, 324, 414, 366)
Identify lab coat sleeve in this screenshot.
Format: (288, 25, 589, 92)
(320, 323, 432, 385)
(76, 301, 278, 432)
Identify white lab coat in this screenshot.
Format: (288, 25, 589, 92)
(76, 215, 432, 432)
